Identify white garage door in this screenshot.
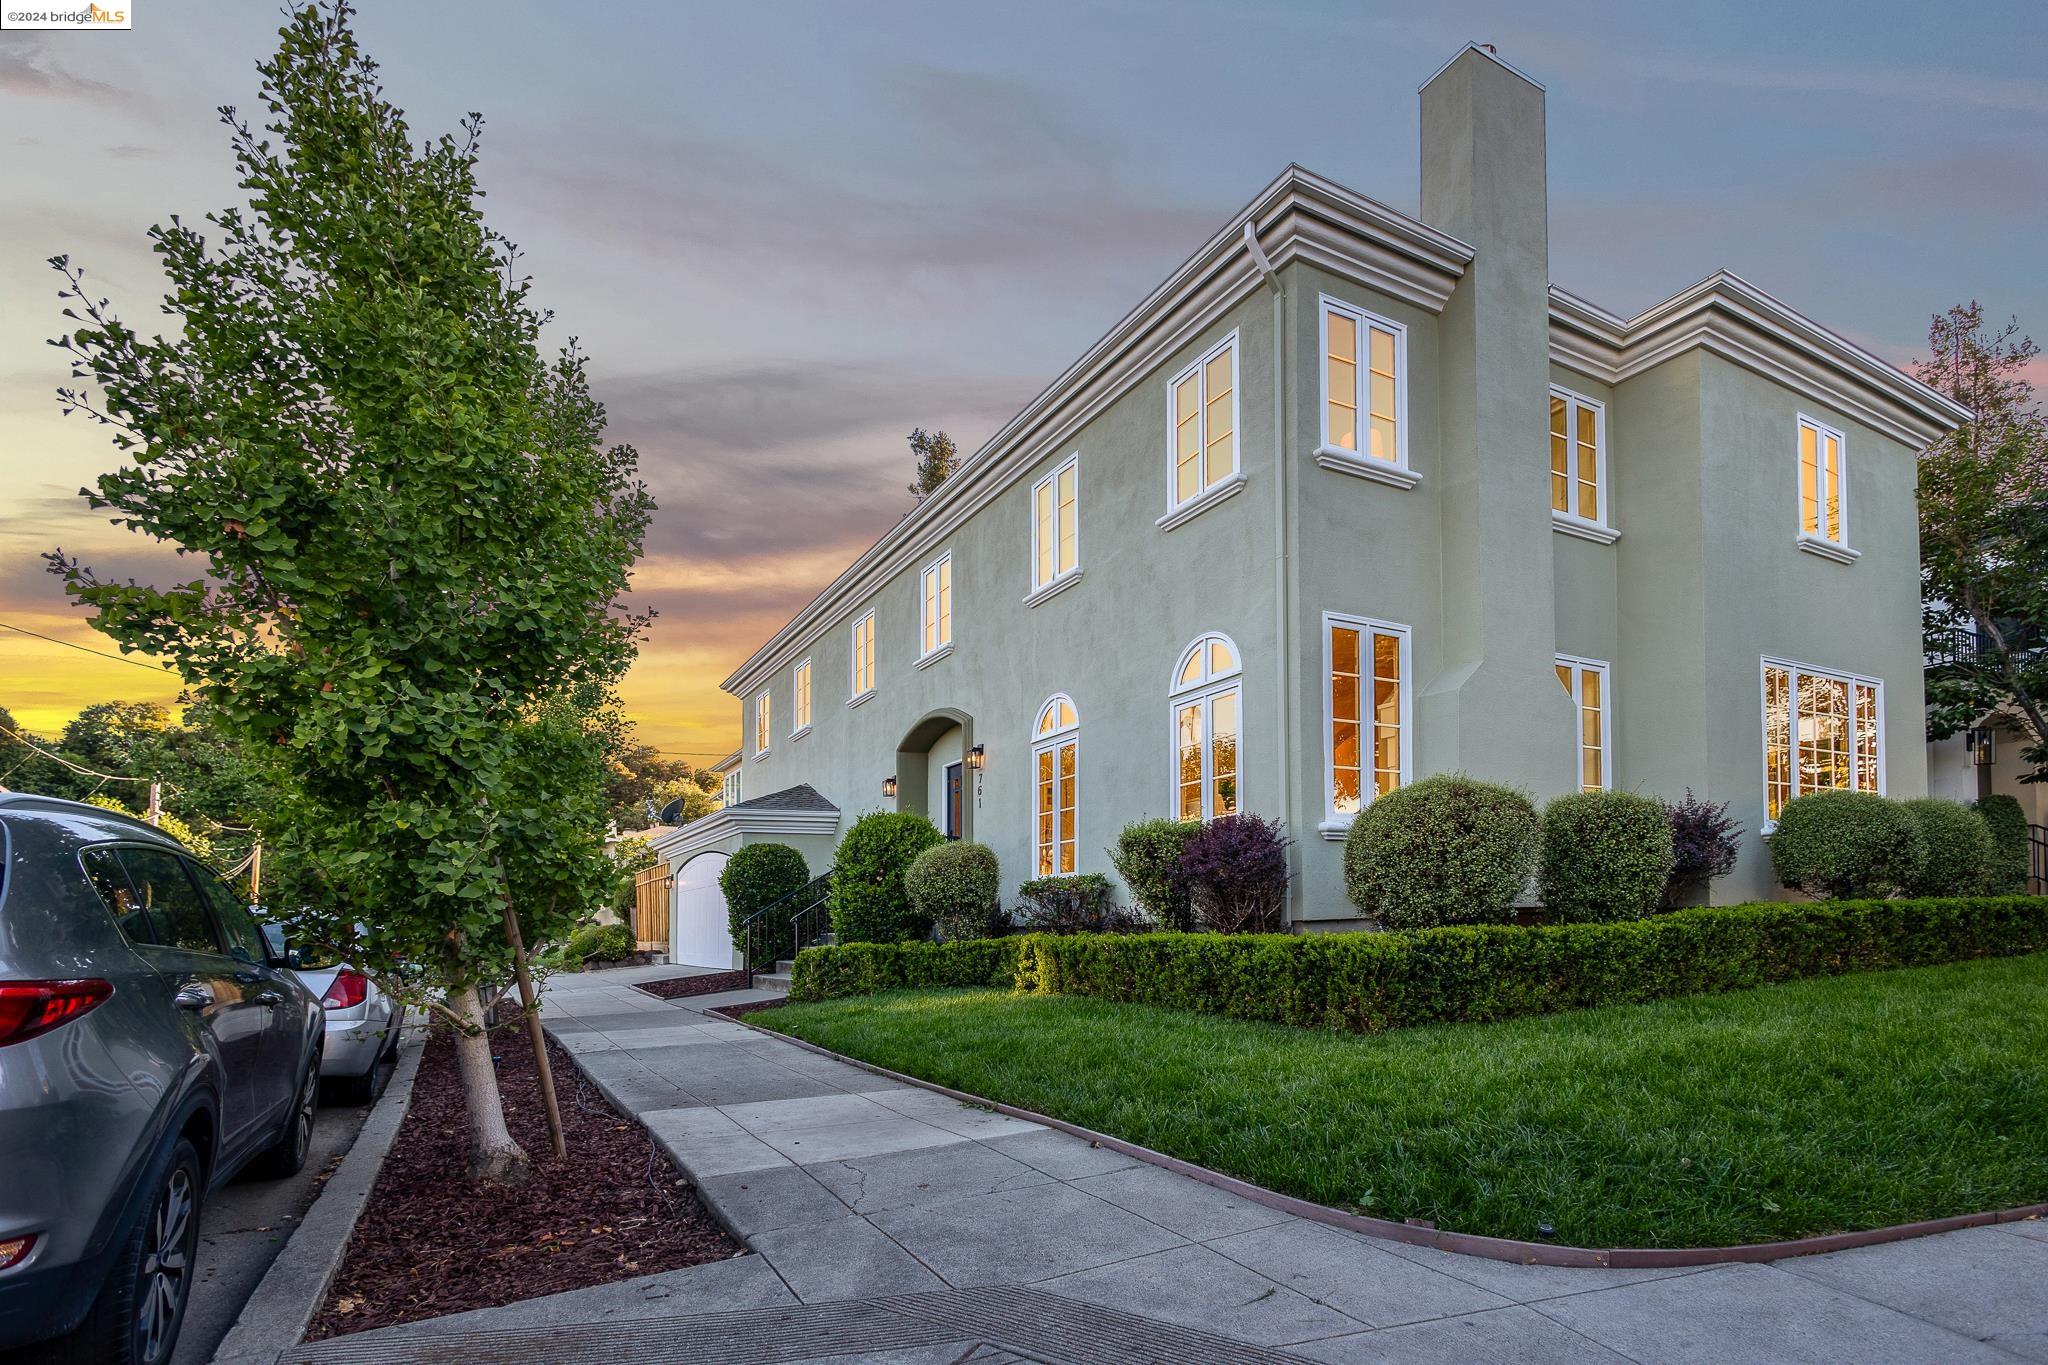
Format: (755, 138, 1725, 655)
(672, 853, 732, 969)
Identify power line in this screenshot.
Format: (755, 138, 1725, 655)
(0, 722, 154, 784)
(0, 620, 172, 674)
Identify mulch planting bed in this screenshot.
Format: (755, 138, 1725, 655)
(635, 969, 749, 1000)
(305, 1029, 741, 1339)
(709, 999, 786, 1021)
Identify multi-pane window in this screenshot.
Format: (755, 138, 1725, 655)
(753, 688, 772, 756)
(849, 610, 875, 699)
(1549, 388, 1605, 526)
(1033, 695, 1079, 876)
(720, 769, 739, 809)
(919, 554, 953, 658)
(1554, 656, 1610, 792)
(791, 659, 812, 735)
(1032, 455, 1080, 593)
(1171, 634, 1241, 821)
(1325, 614, 1408, 826)
(1798, 417, 1846, 546)
(1763, 659, 1883, 821)
(1322, 299, 1405, 467)
(1169, 335, 1237, 508)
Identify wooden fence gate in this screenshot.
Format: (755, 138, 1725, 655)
(632, 863, 673, 953)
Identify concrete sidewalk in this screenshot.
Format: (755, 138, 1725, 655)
(294, 964, 2048, 1364)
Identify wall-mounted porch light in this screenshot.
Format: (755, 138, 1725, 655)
(1968, 727, 1996, 767)
(882, 775, 898, 797)
(966, 743, 986, 772)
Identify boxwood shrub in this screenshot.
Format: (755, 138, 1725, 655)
(1343, 774, 1538, 928)
(787, 896, 2048, 1020)
(1110, 818, 1201, 930)
(566, 922, 634, 963)
(906, 841, 1003, 941)
(1977, 795, 2030, 895)
(720, 842, 811, 961)
(1016, 873, 1140, 934)
(1900, 798, 1995, 897)
(1768, 791, 1924, 899)
(1539, 791, 1675, 922)
(827, 811, 945, 943)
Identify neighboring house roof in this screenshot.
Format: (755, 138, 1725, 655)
(647, 782, 841, 863)
(710, 749, 743, 775)
(721, 162, 1969, 701)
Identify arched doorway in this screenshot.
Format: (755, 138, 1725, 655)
(672, 852, 732, 968)
(896, 707, 975, 841)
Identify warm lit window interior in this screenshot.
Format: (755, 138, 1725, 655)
(1764, 659, 1881, 819)
(850, 612, 875, 697)
(1033, 694, 1079, 876)
(1325, 303, 1401, 464)
(1171, 339, 1237, 506)
(1172, 634, 1241, 820)
(1554, 657, 1609, 792)
(1033, 456, 1079, 590)
(1549, 389, 1603, 524)
(1327, 617, 1407, 819)
(920, 555, 952, 656)
(792, 659, 811, 733)
(1798, 417, 1845, 543)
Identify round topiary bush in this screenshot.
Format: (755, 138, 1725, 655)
(1976, 794, 2030, 895)
(906, 841, 1002, 941)
(1109, 818, 1201, 930)
(720, 842, 812, 961)
(1343, 774, 1539, 928)
(1767, 791, 1924, 900)
(1899, 798, 1994, 896)
(565, 922, 634, 963)
(1539, 790, 1675, 922)
(827, 811, 945, 943)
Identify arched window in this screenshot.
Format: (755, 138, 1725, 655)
(1032, 695, 1080, 875)
(1170, 635, 1241, 821)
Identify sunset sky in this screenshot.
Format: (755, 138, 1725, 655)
(3, 1, 2043, 767)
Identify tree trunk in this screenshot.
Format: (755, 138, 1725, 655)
(448, 984, 530, 1185)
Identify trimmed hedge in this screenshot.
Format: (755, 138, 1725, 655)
(1539, 791, 1674, 922)
(1977, 795, 2030, 895)
(1343, 774, 1538, 927)
(906, 841, 1003, 941)
(790, 937, 1025, 1001)
(1768, 791, 1924, 899)
(787, 897, 2048, 1030)
(566, 922, 634, 963)
(828, 811, 945, 943)
(721, 843, 811, 960)
(1900, 798, 1994, 897)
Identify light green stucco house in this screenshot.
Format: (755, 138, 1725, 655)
(652, 44, 1967, 964)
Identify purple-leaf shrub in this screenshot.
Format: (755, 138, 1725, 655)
(1176, 813, 1292, 934)
(1663, 790, 1742, 902)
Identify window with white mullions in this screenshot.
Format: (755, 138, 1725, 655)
(791, 658, 812, 735)
(1168, 335, 1238, 509)
(1554, 656, 1610, 792)
(1032, 694, 1079, 876)
(1171, 633, 1242, 821)
(1031, 454, 1080, 595)
(753, 688, 772, 756)
(849, 610, 876, 701)
(1797, 416, 1847, 547)
(1321, 298, 1406, 469)
(1549, 387, 1607, 529)
(919, 554, 953, 659)
(1762, 658, 1883, 822)
(1324, 614, 1410, 832)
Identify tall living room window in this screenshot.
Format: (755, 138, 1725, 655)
(1033, 694, 1080, 876)
(1321, 299, 1406, 469)
(1172, 633, 1242, 821)
(1762, 658, 1883, 822)
(1323, 614, 1409, 832)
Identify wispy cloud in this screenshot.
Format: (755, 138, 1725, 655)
(0, 43, 134, 105)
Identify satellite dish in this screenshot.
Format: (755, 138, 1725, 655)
(657, 796, 686, 826)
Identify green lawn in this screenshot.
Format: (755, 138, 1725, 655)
(760, 952, 2048, 1248)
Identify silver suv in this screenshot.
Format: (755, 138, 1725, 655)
(0, 794, 323, 1364)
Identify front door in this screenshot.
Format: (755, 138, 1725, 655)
(944, 762, 964, 839)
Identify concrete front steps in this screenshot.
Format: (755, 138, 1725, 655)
(751, 960, 798, 993)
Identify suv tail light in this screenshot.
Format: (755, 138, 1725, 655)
(0, 1234, 34, 1271)
(0, 979, 114, 1048)
(321, 970, 368, 1010)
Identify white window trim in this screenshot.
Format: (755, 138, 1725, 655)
(1031, 693, 1081, 877)
(848, 609, 876, 705)
(1169, 633, 1245, 821)
(1319, 613, 1412, 839)
(1029, 452, 1083, 600)
(790, 658, 812, 740)
(917, 552, 954, 663)
(1315, 296, 1418, 490)
(752, 688, 772, 758)
(1556, 653, 1612, 793)
(1549, 386, 1615, 541)
(1161, 331, 1242, 524)
(1758, 655, 1886, 831)
(720, 771, 740, 809)
(1794, 414, 1857, 562)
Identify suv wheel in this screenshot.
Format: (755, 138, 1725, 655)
(40, 1137, 203, 1365)
(250, 1053, 318, 1179)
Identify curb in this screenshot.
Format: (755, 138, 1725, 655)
(210, 1035, 427, 1365)
(730, 1008, 2048, 1270)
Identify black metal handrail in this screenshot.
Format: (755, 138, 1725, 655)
(740, 872, 832, 988)
(2029, 823, 2047, 897)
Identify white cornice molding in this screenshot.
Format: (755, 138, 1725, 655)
(722, 169, 1472, 699)
(649, 806, 841, 863)
(1547, 276, 1970, 448)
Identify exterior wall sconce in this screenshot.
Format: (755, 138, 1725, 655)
(967, 744, 986, 771)
(1968, 728, 1996, 767)
(882, 775, 898, 797)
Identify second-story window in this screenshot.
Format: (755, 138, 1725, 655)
(1322, 299, 1406, 469)
(849, 610, 875, 701)
(791, 658, 812, 736)
(753, 689, 772, 756)
(1798, 416, 1847, 548)
(720, 769, 740, 809)
(1169, 334, 1238, 510)
(1032, 454, 1080, 595)
(1549, 388, 1607, 529)
(919, 554, 953, 660)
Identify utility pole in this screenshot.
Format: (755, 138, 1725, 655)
(145, 781, 161, 827)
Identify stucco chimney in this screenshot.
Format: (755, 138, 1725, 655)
(1417, 45, 1575, 794)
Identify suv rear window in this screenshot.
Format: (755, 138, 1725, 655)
(117, 846, 222, 955)
(80, 846, 156, 944)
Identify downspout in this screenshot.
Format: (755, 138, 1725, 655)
(1242, 221, 1297, 924)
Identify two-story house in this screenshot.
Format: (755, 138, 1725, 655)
(652, 44, 1967, 966)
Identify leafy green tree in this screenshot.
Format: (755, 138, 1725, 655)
(605, 731, 719, 830)
(45, 2, 651, 1181)
(1918, 304, 2048, 781)
(906, 427, 961, 501)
